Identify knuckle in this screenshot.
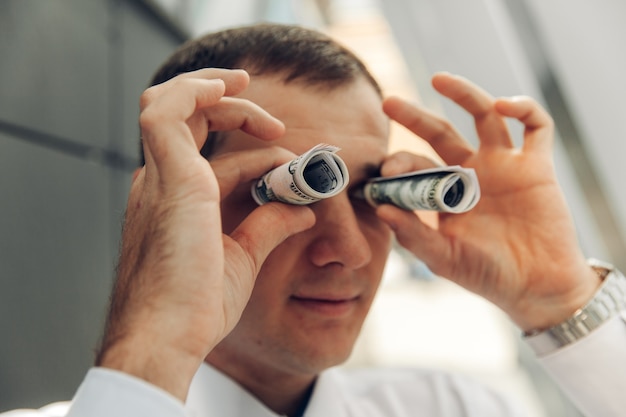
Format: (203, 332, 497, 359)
(139, 86, 159, 110)
(432, 121, 455, 143)
(138, 106, 160, 134)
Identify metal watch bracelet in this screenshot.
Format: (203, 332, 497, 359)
(525, 258, 626, 356)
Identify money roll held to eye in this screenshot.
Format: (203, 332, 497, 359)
(361, 166, 481, 213)
(251, 143, 349, 206)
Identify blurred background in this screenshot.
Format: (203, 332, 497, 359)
(1, 0, 625, 415)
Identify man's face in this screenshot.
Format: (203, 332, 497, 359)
(207, 75, 392, 382)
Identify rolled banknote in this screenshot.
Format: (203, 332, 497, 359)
(360, 166, 480, 213)
(251, 143, 349, 205)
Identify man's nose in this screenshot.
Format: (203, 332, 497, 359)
(306, 195, 372, 270)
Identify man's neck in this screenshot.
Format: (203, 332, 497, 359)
(205, 353, 318, 417)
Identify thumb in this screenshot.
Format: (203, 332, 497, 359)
(376, 205, 453, 277)
(230, 204, 315, 274)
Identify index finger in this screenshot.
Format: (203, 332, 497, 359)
(432, 72, 513, 149)
(143, 68, 251, 108)
(141, 79, 285, 185)
(140, 78, 227, 182)
(383, 96, 474, 165)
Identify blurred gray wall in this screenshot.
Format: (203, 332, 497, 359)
(0, 0, 182, 410)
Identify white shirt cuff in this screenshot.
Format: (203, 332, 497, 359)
(66, 367, 186, 417)
(535, 312, 626, 417)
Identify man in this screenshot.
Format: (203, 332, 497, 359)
(7, 23, 626, 417)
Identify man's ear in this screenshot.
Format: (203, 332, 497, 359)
(132, 167, 142, 182)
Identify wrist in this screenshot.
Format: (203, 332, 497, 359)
(524, 259, 626, 355)
(514, 260, 602, 332)
(97, 333, 202, 401)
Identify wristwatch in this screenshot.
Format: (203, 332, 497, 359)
(525, 258, 626, 355)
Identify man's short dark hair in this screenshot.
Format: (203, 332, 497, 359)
(140, 23, 381, 163)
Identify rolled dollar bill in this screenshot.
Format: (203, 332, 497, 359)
(361, 166, 480, 213)
(251, 143, 349, 205)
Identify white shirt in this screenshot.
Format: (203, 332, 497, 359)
(5, 314, 626, 417)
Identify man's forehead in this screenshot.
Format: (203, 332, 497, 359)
(213, 74, 390, 176)
(212, 131, 386, 184)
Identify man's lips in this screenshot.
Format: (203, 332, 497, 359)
(290, 294, 360, 316)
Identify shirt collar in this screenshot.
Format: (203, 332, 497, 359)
(186, 363, 279, 417)
(304, 368, 349, 417)
(185, 363, 349, 417)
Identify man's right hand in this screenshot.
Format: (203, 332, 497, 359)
(96, 69, 314, 401)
